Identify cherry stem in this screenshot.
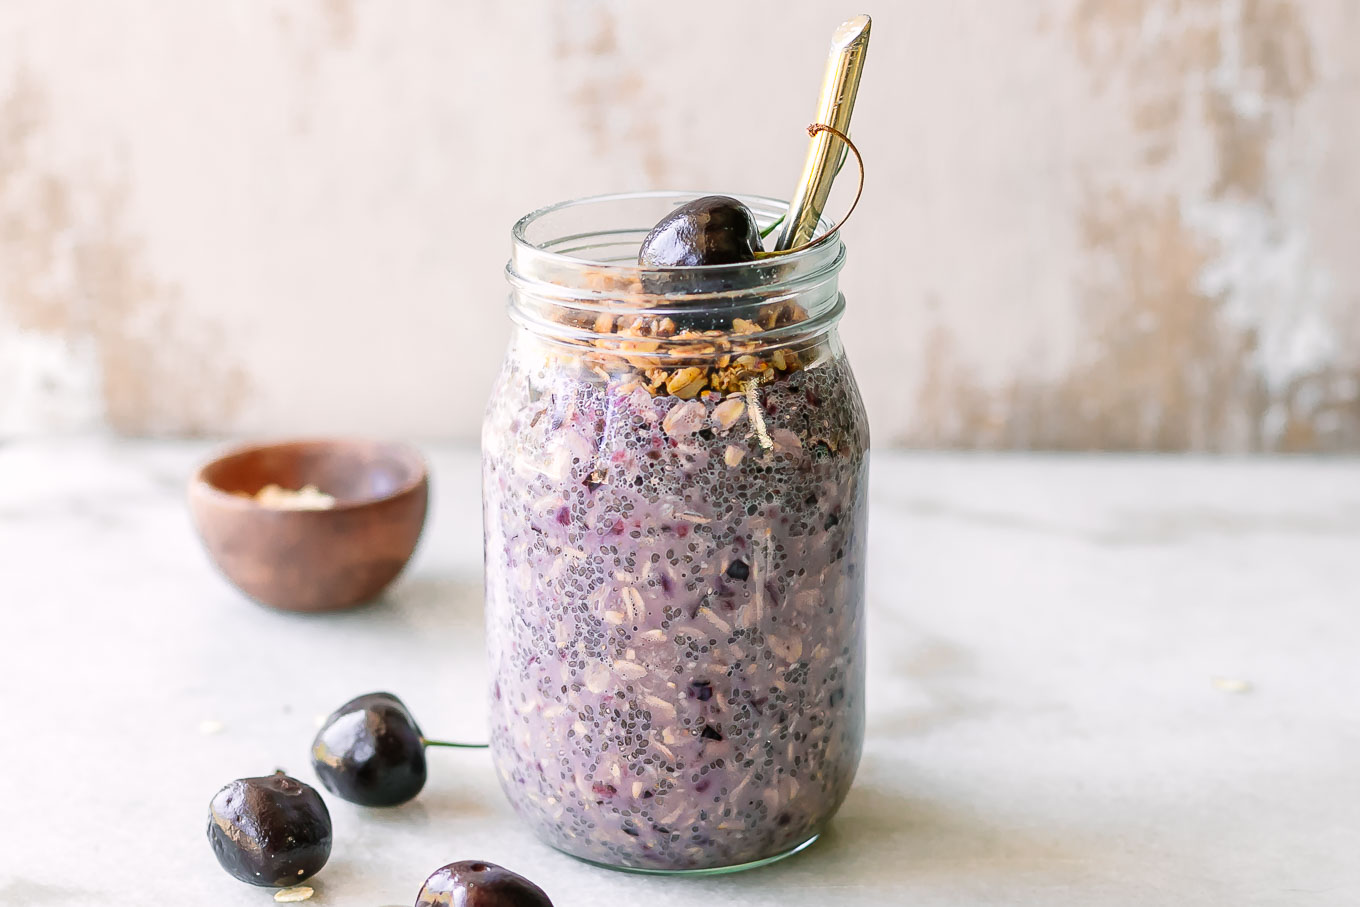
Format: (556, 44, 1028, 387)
(420, 738, 489, 749)
(759, 149, 849, 241)
(758, 122, 865, 259)
(799, 123, 864, 246)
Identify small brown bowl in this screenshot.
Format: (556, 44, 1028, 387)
(188, 439, 429, 612)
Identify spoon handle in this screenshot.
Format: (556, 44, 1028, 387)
(774, 14, 872, 252)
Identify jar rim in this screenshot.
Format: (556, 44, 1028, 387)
(509, 190, 844, 282)
(505, 191, 847, 354)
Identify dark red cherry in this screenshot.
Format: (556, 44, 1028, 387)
(312, 692, 427, 807)
(638, 195, 763, 268)
(415, 860, 553, 907)
(206, 772, 332, 887)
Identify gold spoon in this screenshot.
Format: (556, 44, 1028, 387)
(773, 14, 872, 252)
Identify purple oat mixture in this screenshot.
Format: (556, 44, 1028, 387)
(484, 342, 868, 870)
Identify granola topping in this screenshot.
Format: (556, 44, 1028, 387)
(543, 294, 815, 400)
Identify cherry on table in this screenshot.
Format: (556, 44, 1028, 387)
(206, 771, 332, 887)
(311, 691, 484, 807)
(415, 860, 553, 907)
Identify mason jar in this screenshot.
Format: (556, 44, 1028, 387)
(483, 191, 869, 874)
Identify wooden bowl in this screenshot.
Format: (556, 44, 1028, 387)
(188, 439, 429, 612)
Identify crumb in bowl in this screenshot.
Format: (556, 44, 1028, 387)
(235, 484, 337, 511)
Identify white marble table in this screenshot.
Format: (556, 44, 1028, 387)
(2, 441, 1357, 906)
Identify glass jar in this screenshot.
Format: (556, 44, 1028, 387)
(483, 192, 869, 874)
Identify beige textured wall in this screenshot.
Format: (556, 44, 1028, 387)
(2, 0, 1358, 450)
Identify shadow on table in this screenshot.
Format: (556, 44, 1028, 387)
(0, 879, 84, 906)
(863, 605, 1004, 740)
(705, 780, 1089, 896)
(354, 781, 500, 832)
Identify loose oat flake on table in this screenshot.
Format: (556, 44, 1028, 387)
(273, 886, 314, 903)
(1212, 676, 1253, 694)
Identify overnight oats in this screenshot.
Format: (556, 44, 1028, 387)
(484, 192, 868, 873)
